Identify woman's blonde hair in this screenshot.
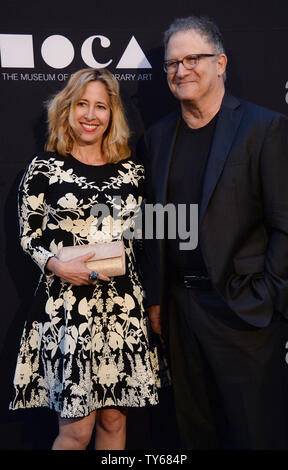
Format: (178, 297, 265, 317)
(45, 68, 131, 162)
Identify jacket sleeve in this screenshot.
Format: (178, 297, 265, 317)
(137, 135, 162, 307)
(261, 113, 288, 316)
(18, 155, 55, 273)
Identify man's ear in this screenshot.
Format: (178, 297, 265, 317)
(217, 53, 227, 77)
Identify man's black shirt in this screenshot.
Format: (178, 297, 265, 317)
(166, 113, 218, 274)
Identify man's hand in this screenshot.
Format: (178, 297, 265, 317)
(148, 305, 161, 335)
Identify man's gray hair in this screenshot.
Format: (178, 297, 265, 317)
(163, 16, 226, 57)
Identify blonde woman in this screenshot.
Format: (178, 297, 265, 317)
(10, 68, 159, 450)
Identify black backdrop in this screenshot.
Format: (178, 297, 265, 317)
(1, 0, 288, 450)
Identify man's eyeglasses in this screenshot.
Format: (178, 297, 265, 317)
(163, 54, 216, 73)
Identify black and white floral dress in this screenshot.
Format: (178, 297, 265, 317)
(10, 151, 160, 418)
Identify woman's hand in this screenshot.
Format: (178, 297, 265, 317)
(46, 252, 110, 286)
(148, 305, 161, 335)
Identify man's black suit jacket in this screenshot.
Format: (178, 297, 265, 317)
(140, 92, 288, 328)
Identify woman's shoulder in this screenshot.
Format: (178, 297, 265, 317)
(117, 155, 144, 171)
(29, 151, 66, 165)
(22, 152, 70, 184)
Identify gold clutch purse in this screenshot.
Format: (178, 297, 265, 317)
(58, 240, 126, 277)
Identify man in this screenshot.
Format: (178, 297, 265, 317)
(140, 16, 288, 449)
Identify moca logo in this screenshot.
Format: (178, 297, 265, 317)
(0, 34, 152, 69)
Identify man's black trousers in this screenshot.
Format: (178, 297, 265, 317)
(167, 281, 288, 450)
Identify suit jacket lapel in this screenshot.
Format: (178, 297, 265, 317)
(199, 93, 244, 223)
(155, 111, 181, 204)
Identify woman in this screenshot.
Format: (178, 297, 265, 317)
(10, 68, 160, 450)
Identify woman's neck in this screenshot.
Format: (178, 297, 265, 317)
(71, 144, 107, 166)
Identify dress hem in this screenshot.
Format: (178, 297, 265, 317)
(9, 398, 160, 419)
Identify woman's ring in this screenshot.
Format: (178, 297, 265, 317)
(89, 271, 99, 282)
